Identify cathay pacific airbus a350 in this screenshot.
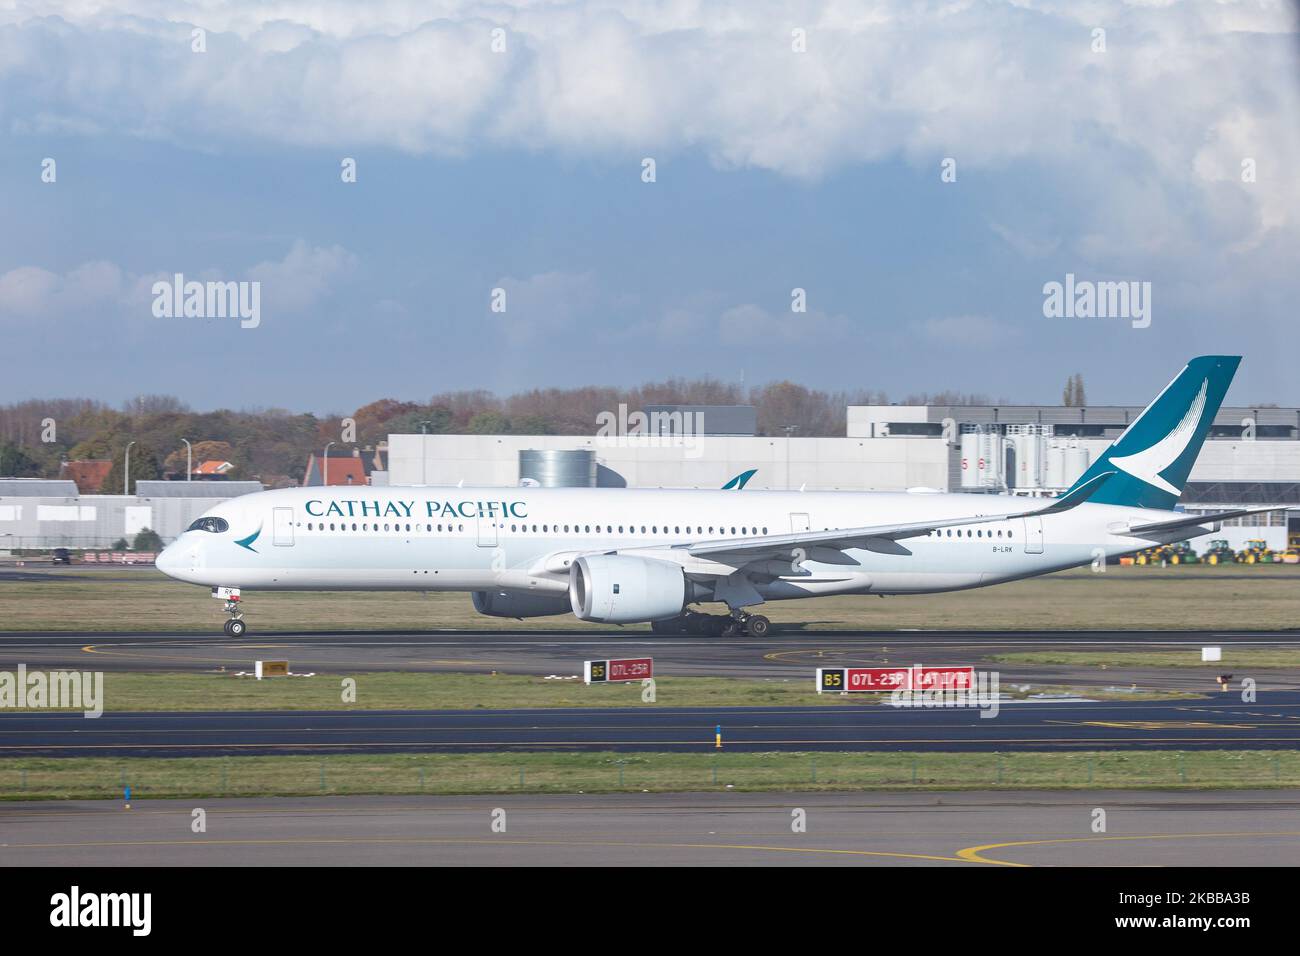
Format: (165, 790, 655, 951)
(158, 356, 1274, 637)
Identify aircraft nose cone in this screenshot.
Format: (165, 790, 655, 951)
(156, 543, 177, 574)
(156, 542, 186, 578)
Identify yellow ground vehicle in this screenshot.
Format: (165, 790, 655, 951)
(1237, 539, 1276, 564)
(1280, 547, 1300, 565)
(1165, 542, 1200, 564)
(1202, 539, 1236, 564)
(1135, 543, 1199, 565)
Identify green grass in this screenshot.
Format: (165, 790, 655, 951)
(1, 563, 1297, 632)
(3, 671, 873, 712)
(2, 670, 1203, 713)
(2, 750, 1297, 800)
(992, 650, 1300, 669)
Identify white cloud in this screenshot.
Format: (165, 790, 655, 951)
(0, 243, 354, 322)
(1, 2, 1297, 301)
(486, 270, 600, 342)
(0, 261, 125, 318)
(718, 303, 854, 344)
(248, 240, 357, 312)
(988, 222, 1060, 260)
(919, 314, 1019, 347)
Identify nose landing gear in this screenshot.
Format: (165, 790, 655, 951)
(210, 586, 248, 636)
(216, 591, 247, 637)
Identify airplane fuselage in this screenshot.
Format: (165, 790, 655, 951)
(157, 484, 1203, 601)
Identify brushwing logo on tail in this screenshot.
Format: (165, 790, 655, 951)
(1109, 378, 1208, 495)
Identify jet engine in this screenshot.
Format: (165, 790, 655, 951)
(568, 554, 687, 624)
(471, 589, 572, 619)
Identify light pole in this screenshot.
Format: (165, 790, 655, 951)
(181, 439, 192, 482)
(782, 425, 797, 490)
(322, 441, 335, 486)
(123, 441, 136, 496)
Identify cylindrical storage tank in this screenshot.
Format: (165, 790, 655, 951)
(1016, 433, 1042, 489)
(518, 449, 597, 488)
(1064, 445, 1090, 485)
(977, 434, 998, 489)
(960, 432, 979, 489)
(1044, 444, 1067, 489)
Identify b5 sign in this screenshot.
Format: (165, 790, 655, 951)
(817, 666, 974, 693)
(585, 658, 653, 684)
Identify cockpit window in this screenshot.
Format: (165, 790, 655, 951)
(188, 516, 229, 533)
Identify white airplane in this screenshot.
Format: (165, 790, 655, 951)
(158, 356, 1274, 638)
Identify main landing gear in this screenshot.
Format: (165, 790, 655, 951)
(651, 609, 772, 637)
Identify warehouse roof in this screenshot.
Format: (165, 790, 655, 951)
(134, 480, 263, 498)
(0, 479, 81, 497)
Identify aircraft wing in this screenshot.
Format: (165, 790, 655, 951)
(673, 471, 1116, 561)
(1115, 506, 1286, 537)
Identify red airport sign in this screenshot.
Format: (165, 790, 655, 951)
(816, 665, 974, 693)
(585, 657, 654, 684)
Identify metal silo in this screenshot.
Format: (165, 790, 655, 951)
(518, 449, 597, 488)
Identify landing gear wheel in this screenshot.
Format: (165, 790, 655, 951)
(226, 619, 246, 637)
(685, 613, 708, 636)
(704, 616, 728, 637)
(746, 614, 771, 637)
(651, 618, 683, 635)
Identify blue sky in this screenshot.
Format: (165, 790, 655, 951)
(2, 2, 1298, 412)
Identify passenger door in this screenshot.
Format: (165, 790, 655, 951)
(272, 507, 295, 547)
(1022, 516, 1044, 554)
(476, 513, 498, 548)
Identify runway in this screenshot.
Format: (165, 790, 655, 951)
(4, 691, 1300, 757)
(3, 789, 1298, 866)
(4, 628, 1300, 690)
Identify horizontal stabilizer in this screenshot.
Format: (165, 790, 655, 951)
(1117, 506, 1287, 537)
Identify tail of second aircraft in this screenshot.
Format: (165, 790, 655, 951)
(1064, 355, 1240, 510)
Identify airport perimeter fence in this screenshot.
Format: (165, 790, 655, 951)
(3, 750, 1300, 800)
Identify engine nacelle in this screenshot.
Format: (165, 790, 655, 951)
(569, 554, 687, 624)
(472, 589, 572, 619)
